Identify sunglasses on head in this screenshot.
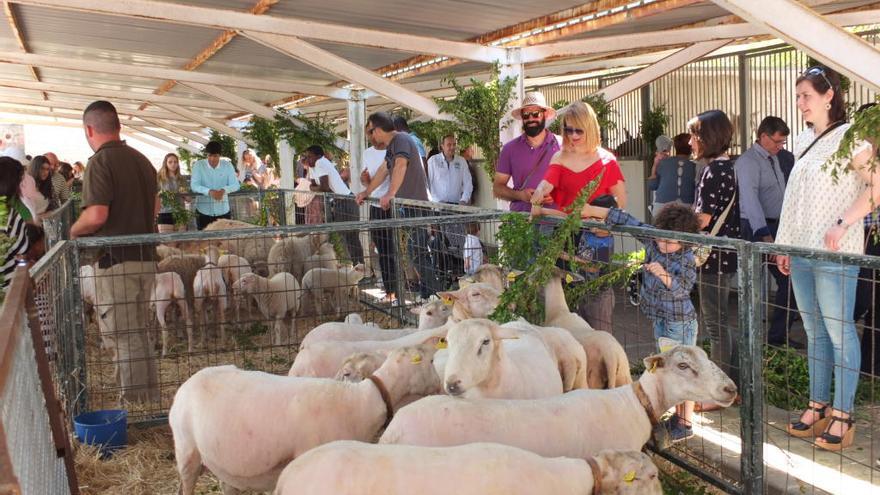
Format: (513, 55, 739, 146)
(803, 66, 833, 89)
(521, 110, 544, 120)
(563, 127, 585, 136)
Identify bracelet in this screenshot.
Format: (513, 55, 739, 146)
(835, 217, 849, 228)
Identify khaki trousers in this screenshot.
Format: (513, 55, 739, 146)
(94, 260, 158, 404)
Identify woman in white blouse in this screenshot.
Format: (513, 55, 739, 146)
(776, 66, 878, 451)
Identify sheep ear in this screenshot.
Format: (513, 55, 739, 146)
(490, 324, 520, 341)
(420, 335, 444, 347)
(643, 355, 665, 373)
(437, 291, 457, 306)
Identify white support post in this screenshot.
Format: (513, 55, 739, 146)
(279, 141, 296, 190)
(499, 48, 524, 148)
(594, 40, 730, 102)
(347, 90, 366, 194)
(711, 0, 880, 92)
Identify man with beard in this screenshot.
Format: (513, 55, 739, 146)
(493, 91, 560, 211)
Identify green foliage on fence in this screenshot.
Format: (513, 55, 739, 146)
(158, 190, 192, 227)
(275, 111, 346, 161)
(244, 116, 280, 168)
(434, 63, 518, 180)
(208, 130, 237, 161)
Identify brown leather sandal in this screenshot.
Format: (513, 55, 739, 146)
(815, 415, 855, 451)
(787, 402, 830, 438)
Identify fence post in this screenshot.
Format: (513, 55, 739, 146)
(738, 241, 764, 494)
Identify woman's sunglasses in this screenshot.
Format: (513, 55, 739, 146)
(563, 127, 585, 136)
(803, 66, 833, 89)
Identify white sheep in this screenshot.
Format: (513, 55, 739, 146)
(217, 253, 252, 320)
(203, 218, 274, 268)
(442, 318, 563, 399)
(192, 247, 227, 346)
(156, 244, 184, 261)
(157, 254, 207, 306)
(544, 273, 632, 389)
(274, 442, 661, 495)
(267, 234, 328, 279)
(79, 264, 97, 322)
(381, 346, 737, 460)
(231, 272, 301, 346)
(300, 298, 450, 349)
(150, 271, 193, 357)
(301, 263, 366, 316)
(334, 351, 387, 382)
(169, 343, 441, 494)
(301, 242, 338, 274)
(436, 283, 501, 322)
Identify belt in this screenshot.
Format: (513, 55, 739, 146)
(765, 218, 779, 225)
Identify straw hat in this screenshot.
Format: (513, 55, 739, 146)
(510, 91, 557, 121)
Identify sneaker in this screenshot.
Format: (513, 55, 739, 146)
(668, 420, 694, 442)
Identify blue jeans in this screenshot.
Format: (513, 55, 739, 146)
(789, 257, 861, 413)
(653, 319, 699, 348)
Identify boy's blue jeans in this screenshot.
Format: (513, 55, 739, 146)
(653, 319, 699, 348)
(789, 257, 861, 413)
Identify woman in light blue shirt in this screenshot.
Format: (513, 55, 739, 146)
(190, 141, 240, 230)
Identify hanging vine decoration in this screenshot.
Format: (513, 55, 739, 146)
(244, 117, 280, 168)
(275, 111, 347, 162)
(434, 63, 517, 180)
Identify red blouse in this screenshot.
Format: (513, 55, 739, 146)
(543, 149, 624, 211)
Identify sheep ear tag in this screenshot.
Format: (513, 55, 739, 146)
(441, 295, 454, 306)
(623, 471, 636, 484)
(648, 361, 658, 373)
(506, 272, 517, 282)
(411, 354, 423, 364)
(435, 338, 448, 350)
(565, 273, 575, 284)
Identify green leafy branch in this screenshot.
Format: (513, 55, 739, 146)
(563, 248, 645, 304)
(490, 178, 598, 324)
(244, 116, 280, 168)
(824, 100, 880, 184)
(275, 111, 346, 162)
(208, 130, 237, 160)
(641, 104, 670, 158)
(159, 190, 192, 227)
(434, 63, 517, 180)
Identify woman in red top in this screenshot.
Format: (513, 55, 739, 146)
(530, 101, 626, 217)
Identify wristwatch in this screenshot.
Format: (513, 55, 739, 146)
(835, 217, 849, 227)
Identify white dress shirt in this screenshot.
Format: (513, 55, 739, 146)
(426, 153, 473, 203)
(309, 156, 351, 195)
(363, 146, 390, 200)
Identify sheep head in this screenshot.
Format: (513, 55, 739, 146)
(442, 319, 519, 398)
(593, 450, 661, 495)
(410, 297, 452, 330)
(335, 351, 387, 382)
(437, 283, 500, 322)
(642, 345, 737, 409)
(374, 343, 442, 402)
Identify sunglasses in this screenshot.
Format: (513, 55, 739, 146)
(563, 127, 585, 136)
(521, 110, 544, 120)
(803, 66, 833, 89)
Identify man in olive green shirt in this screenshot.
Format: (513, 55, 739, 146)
(72, 100, 160, 404)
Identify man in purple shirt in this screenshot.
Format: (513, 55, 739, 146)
(493, 91, 561, 212)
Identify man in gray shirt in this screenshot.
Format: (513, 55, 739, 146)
(357, 112, 435, 299)
(735, 116, 797, 346)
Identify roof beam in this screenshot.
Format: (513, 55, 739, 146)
(711, 0, 880, 92)
(15, 0, 506, 63)
(155, 104, 256, 147)
(126, 125, 201, 154)
(137, 116, 209, 145)
(2, 1, 47, 100)
(138, 0, 278, 111)
(519, 9, 880, 63)
(180, 81, 349, 151)
(0, 97, 204, 123)
(0, 78, 238, 111)
(245, 32, 446, 120)
(0, 53, 348, 98)
(595, 40, 730, 101)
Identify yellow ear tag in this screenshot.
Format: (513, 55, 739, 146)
(623, 471, 636, 484)
(506, 272, 517, 282)
(648, 361, 658, 373)
(435, 339, 448, 350)
(441, 295, 454, 306)
(411, 354, 423, 364)
(565, 273, 574, 284)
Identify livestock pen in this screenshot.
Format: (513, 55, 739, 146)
(4, 197, 879, 494)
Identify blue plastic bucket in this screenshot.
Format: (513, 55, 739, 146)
(73, 409, 128, 456)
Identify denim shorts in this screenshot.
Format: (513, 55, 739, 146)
(653, 319, 699, 348)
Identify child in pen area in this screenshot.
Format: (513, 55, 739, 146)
(463, 222, 483, 276)
(580, 202, 701, 442)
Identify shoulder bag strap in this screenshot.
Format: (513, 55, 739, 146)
(798, 121, 846, 160)
(516, 142, 554, 191)
(708, 168, 737, 237)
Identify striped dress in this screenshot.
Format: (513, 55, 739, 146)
(1, 198, 31, 289)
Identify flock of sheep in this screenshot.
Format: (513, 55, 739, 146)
(79, 219, 366, 357)
(144, 240, 739, 495)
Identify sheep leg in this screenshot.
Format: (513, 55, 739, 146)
(312, 288, 323, 317)
(174, 444, 203, 495)
(273, 318, 283, 346)
(177, 298, 194, 353)
(217, 297, 228, 346)
(193, 298, 205, 348)
(219, 482, 243, 495)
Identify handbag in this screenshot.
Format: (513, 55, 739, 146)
(694, 189, 737, 267)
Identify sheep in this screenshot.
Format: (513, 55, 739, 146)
(380, 345, 738, 460)
(289, 325, 449, 378)
(301, 263, 366, 316)
(335, 351, 387, 382)
(203, 218, 275, 268)
(267, 234, 328, 279)
(157, 254, 207, 306)
(150, 271, 193, 357)
(437, 285, 586, 392)
(79, 264, 97, 322)
(231, 272, 301, 346)
(301, 242, 338, 274)
(192, 247, 227, 346)
(544, 272, 632, 389)
(274, 442, 661, 495)
(169, 343, 441, 494)
(217, 253, 252, 320)
(442, 318, 564, 399)
(300, 298, 450, 349)
(156, 244, 184, 260)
